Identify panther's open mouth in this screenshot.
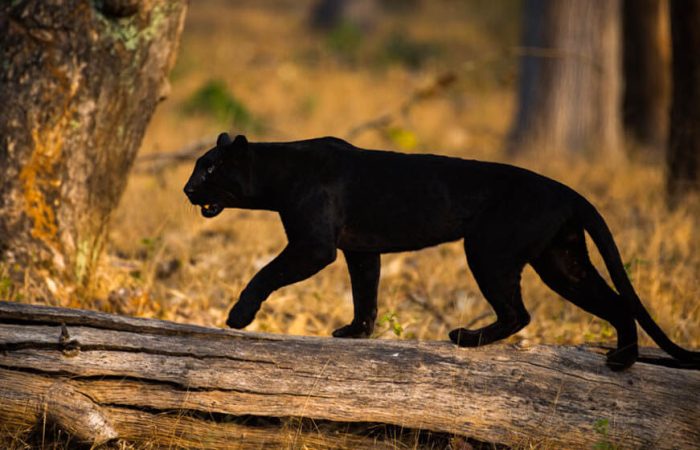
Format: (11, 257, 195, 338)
(201, 203, 223, 218)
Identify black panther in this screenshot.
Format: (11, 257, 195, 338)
(184, 132, 699, 370)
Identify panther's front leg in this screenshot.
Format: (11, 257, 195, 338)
(226, 242, 337, 328)
(332, 251, 380, 338)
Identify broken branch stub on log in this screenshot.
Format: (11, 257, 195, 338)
(0, 301, 698, 448)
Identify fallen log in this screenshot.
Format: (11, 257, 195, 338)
(0, 301, 697, 449)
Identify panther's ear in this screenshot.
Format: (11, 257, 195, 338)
(217, 132, 232, 147)
(233, 134, 248, 148)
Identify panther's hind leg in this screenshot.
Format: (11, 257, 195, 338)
(332, 251, 380, 338)
(449, 243, 530, 347)
(530, 225, 638, 371)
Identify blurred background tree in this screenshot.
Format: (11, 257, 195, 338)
(0, 0, 187, 301)
(509, 0, 699, 205)
(667, 0, 700, 205)
(622, 0, 670, 157)
(508, 0, 623, 157)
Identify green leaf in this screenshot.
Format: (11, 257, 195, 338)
(183, 79, 263, 132)
(385, 127, 418, 151)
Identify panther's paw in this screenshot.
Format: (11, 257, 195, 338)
(332, 321, 373, 338)
(225, 302, 259, 329)
(605, 347, 638, 371)
(448, 328, 484, 347)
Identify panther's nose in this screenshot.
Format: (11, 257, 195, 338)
(184, 185, 196, 197)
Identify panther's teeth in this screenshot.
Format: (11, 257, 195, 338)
(203, 204, 211, 210)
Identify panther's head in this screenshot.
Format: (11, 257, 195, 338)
(184, 132, 252, 218)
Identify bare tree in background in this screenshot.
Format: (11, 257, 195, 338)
(622, 0, 670, 156)
(0, 1, 187, 299)
(667, 0, 700, 204)
(508, 0, 622, 156)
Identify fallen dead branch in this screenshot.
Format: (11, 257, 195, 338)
(134, 137, 213, 174)
(0, 301, 697, 448)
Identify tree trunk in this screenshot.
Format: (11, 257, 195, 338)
(508, 0, 623, 157)
(1, 302, 698, 449)
(622, 0, 671, 156)
(0, 1, 187, 299)
(667, 0, 700, 204)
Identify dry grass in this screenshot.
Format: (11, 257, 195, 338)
(7, 0, 700, 447)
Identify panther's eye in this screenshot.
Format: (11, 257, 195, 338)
(207, 165, 215, 174)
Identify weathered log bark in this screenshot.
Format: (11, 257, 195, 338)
(622, 0, 671, 155)
(0, 1, 187, 297)
(0, 302, 698, 449)
(508, 0, 623, 157)
(667, 0, 700, 204)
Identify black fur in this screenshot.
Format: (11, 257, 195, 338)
(184, 133, 700, 370)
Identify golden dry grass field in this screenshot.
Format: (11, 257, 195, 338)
(92, 0, 699, 361)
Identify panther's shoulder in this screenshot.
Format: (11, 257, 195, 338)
(297, 136, 355, 149)
(252, 136, 356, 153)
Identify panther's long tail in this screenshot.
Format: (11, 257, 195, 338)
(575, 195, 700, 366)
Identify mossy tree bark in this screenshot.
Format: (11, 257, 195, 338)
(0, 0, 187, 299)
(667, 0, 700, 205)
(508, 0, 623, 157)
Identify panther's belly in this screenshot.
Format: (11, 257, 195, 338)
(336, 218, 464, 253)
